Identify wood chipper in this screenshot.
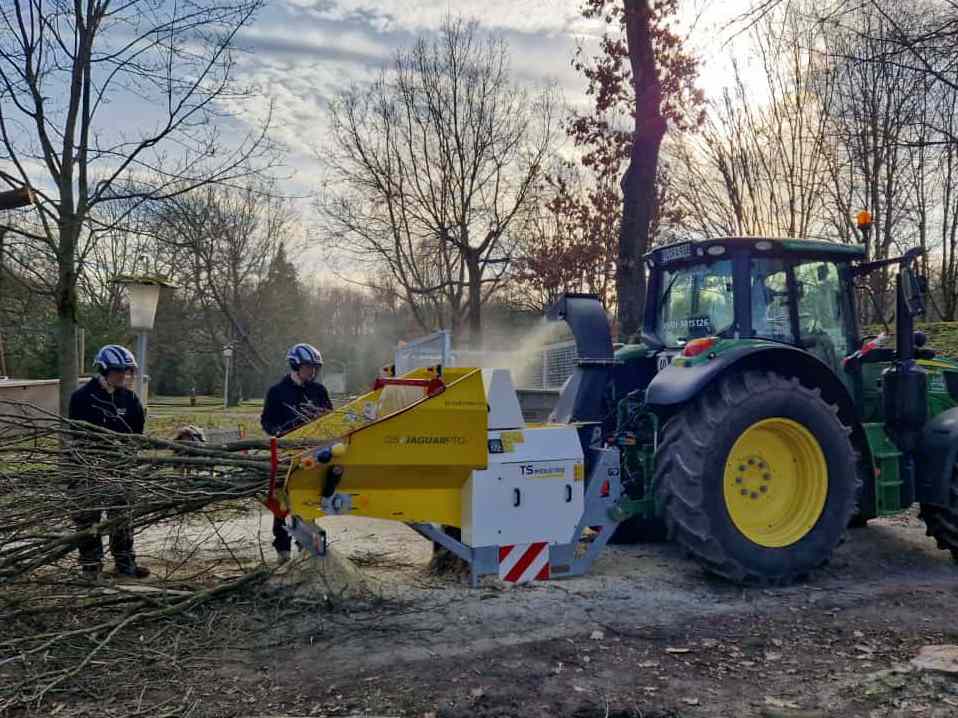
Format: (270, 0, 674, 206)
(268, 217, 958, 586)
(272, 363, 621, 585)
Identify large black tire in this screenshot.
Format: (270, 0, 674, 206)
(655, 370, 859, 586)
(919, 472, 958, 561)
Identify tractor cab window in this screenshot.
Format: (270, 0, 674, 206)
(655, 260, 735, 346)
(750, 258, 794, 343)
(794, 261, 852, 371)
(750, 257, 853, 370)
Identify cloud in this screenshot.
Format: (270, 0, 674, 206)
(284, 0, 589, 35)
(226, 1, 594, 189)
(239, 23, 390, 66)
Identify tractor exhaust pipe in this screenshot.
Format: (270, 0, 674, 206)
(545, 293, 615, 429)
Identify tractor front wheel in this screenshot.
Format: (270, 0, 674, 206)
(919, 472, 958, 561)
(655, 370, 859, 585)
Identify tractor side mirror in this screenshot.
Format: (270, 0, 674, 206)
(901, 265, 926, 318)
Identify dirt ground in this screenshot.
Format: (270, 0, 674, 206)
(83, 506, 956, 718)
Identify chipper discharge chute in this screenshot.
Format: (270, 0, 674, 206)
(267, 302, 628, 586)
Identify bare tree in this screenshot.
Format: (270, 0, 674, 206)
(154, 182, 295, 395)
(511, 161, 619, 313)
(79, 188, 172, 319)
(0, 0, 274, 412)
(928, 83, 958, 319)
(614, 0, 668, 337)
(321, 17, 557, 343)
(820, 3, 928, 320)
(668, 7, 837, 240)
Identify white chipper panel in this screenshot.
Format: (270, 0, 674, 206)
(462, 424, 584, 547)
(460, 369, 584, 548)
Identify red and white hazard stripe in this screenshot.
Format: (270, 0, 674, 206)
(498, 542, 550, 583)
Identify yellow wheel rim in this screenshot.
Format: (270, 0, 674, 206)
(723, 418, 828, 548)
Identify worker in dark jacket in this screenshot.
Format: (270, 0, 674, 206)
(261, 342, 333, 562)
(69, 344, 150, 580)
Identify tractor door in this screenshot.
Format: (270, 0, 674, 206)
(792, 260, 856, 376)
(749, 257, 857, 377)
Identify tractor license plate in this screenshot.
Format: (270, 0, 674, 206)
(656, 242, 694, 264)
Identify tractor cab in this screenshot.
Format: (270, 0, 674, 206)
(641, 237, 866, 377)
(548, 228, 958, 586)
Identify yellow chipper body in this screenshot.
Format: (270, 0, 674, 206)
(281, 367, 488, 528)
(271, 364, 626, 586)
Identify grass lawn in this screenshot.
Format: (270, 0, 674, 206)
(145, 393, 353, 440)
(921, 321, 958, 356)
(146, 395, 267, 439)
(865, 321, 958, 357)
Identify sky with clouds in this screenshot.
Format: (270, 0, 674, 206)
(229, 0, 751, 197)
(0, 0, 755, 277)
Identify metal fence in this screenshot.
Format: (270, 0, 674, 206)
(393, 331, 577, 390)
(540, 340, 578, 390)
(393, 330, 452, 375)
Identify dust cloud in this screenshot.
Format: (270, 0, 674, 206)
(452, 317, 573, 387)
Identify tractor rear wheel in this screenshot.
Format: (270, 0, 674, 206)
(655, 370, 859, 586)
(919, 472, 958, 561)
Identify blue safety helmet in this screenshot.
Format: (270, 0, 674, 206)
(287, 342, 323, 370)
(93, 344, 138, 375)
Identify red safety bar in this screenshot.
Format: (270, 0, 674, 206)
(371, 376, 445, 397)
(264, 436, 288, 519)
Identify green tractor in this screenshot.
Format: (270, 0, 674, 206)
(551, 223, 958, 585)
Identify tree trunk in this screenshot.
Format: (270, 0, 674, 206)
(56, 223, 80, 416)
(616, 0, 666, 338)
(465, 250, 482, 346)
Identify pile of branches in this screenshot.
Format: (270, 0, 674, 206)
(0, 400, 325, 712)
(0, 402, 298, 582)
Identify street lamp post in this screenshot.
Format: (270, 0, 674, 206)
(114, 275, 175, 407)
(222, 344, 234, 410)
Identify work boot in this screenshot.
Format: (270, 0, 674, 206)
(277, 550, 291, 565)
(116, 562, 151, 579)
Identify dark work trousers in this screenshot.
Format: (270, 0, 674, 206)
(72, 485, 136, 570)
(273, 515, 292, 553)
